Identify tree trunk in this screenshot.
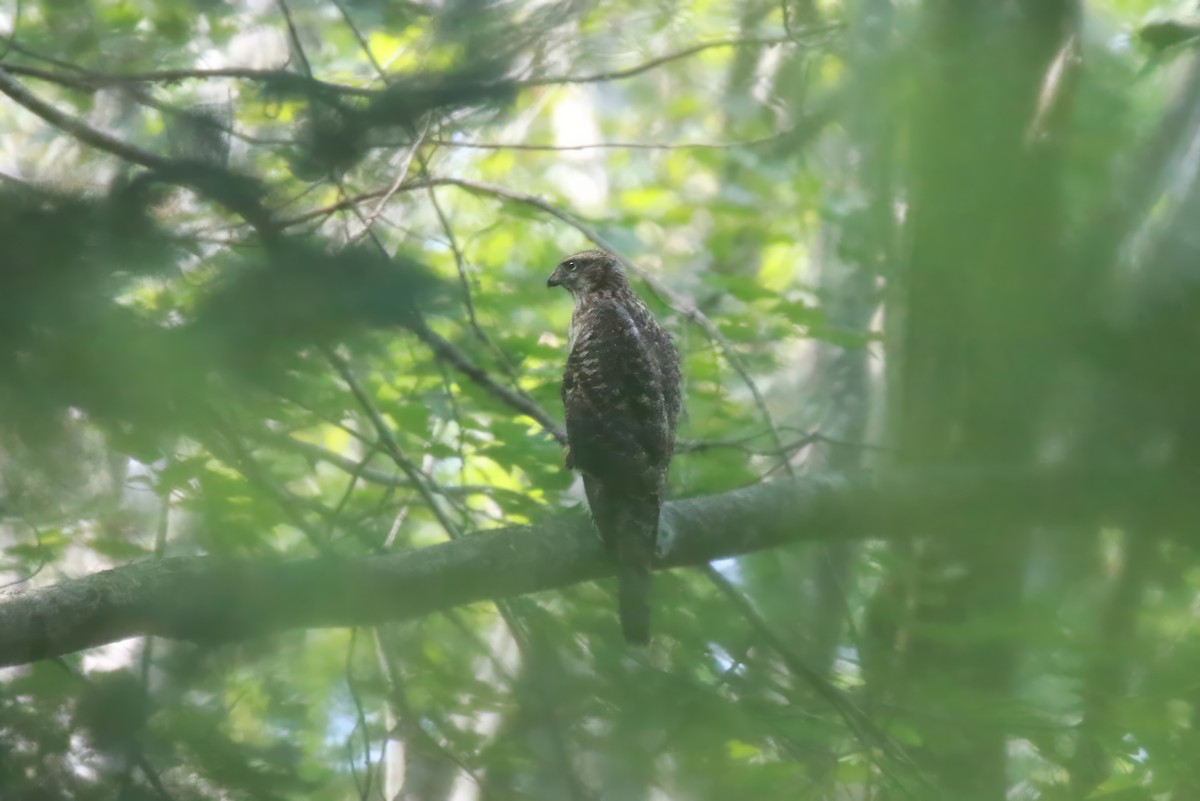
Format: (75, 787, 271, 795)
(880, 2, 1077, 798)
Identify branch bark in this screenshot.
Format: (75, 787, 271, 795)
(0, 467, 1154, 667)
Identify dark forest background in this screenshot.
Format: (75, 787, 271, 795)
(2, 0, 1200, 799)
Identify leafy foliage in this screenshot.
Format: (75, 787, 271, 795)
(2, 0, 1200, 800)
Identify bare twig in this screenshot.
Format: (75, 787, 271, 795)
(325, 350, 541, 664)
(678, 431, 820, 456)
(524, 29, 842, 87)
(277, 174, 790, 453)
(277, 0, 313, 78)
(280, 187, 395, 227)
(1, 26, 842, 102)
(278, 102, 836, 228)
(0, 65, 176, 171)
(332, 0, 389, 81)
(0, 61, 375, 94)
(408, 317, 567, 444)
(310, 171, 564, 449)
(421, 169, 523, 385)
(416, 131, 792, 152)
(350, 118, 429, 242)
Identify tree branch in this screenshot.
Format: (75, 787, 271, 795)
(407, 317, 567, 445)
(523, 29, 841, 86)
(417, 176, 792, 468)
(0, 64, 176, 171)
(2, 29, 841, 97)
(0, 466, 1154, 667)
(418, 132, 793, 151)
(0, 65, 279, 238)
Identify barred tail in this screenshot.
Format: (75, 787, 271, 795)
(585, 477, 660, 645)
(617, 557, 652, 645)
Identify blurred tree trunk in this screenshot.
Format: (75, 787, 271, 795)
(877, 2, 1077, 798)
(1068, 532, 1154, 795)
(377, 630, 460, 801)
(1093, 71, 1200, 796)
(803, 0, 895, 678)
(476, 619, 592, 801)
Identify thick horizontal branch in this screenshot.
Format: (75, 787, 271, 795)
(0, 466, 1160, 667)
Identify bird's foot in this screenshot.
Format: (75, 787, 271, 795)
(588, 514, 613, 553)
(655, 514, 678, 561)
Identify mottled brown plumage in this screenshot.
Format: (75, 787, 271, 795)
(547, 249, 681, 644)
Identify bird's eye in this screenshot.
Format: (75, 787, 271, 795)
(567, 261, 578, 271)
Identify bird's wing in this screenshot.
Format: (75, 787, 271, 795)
(652, 326, 682, 441)
(564, 300, 671, 489)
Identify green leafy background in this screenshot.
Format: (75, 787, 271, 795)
(2, 0, 1199, 799)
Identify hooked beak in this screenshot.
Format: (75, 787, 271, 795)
(547, 267, 563, 288)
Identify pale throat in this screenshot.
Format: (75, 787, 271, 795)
(567, 299, 584, 351)
(566, 289, 598, 352)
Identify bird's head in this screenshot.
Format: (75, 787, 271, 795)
(546, 249, 627, 296)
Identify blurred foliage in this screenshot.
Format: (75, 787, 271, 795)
(1, 0, 1200, 799)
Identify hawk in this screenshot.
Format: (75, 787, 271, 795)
(547, 249, 681, 644)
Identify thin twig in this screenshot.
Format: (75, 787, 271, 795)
(416, 131, 792, 152)
(50, 660, 178, 801)
(324, 360, 545, 742)
(278, 174, 790, 453)
(0, 65, 175, 171)
(433, 347, 469, 485)
(408, 318, 567, 444)
(327, 443, 382, 540)
(280, 186, 394, 227)
(421, 176, 793, 472)
(1, 28, 841, 97)
(374, 627, 487, 786)
(703, 565, 930, 795)
(0, 61, 375, 94)
(0, 66, 280, 238)
(0, 523, 47, 591)
(421, 167, 523, 384)
(263, 429, 530, 500)
(277, 103, 835, 228)
(350, 118, 429, 243)
(209, 419, 333, 552)
(277, 0, 313, 77)
(324, 347, 463, 540)
(678, 431, 820, 456)
(523, 29, 841, 87)
(332, 0, 389, 81)
(345, 628, 376, 801)
(319, 149, 563, 450)
(426, 181, 481, 336)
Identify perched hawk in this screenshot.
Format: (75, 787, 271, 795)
(547, 249, 681, 644)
